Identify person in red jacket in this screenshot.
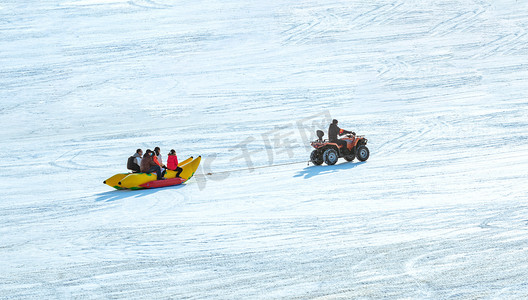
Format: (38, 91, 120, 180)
(166, 149, 183, 178)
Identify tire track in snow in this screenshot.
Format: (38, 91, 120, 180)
(404, 247, 452, 295)
(479, 206, 528, 231)
(281, 1, 407, 45)
(376, 112, 451, 156)
(472, 29, 528, 59)
(127, 0, 173, 10)
(428, 7, 488, 37)
(376, 57, 411, 78)
(280, 9, 330, 45)
(281, 19, 322, 45)
(404, 221, 528, 297)
(49, 149, 99, 171)
(350, 1, 406, 30)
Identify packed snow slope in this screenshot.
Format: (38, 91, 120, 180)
(1, 0, 528, 298)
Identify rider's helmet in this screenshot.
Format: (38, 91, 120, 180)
(332, 119, 338, 125)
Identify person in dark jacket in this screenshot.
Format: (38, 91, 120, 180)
(328, 119, 354, 152)
(140, 149, 163, 180)
(127, 149, 143, 173)
(166, 149, 183, 178)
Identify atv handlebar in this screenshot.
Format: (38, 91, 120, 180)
(342, 132, 356, 137)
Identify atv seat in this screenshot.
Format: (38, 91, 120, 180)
(316, 130, 324, 142)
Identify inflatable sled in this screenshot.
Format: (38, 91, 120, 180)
(103, 156, 200, 190)
(140, 177, 186, 189)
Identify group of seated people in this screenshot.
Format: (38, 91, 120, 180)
(127, 147, 182, 180)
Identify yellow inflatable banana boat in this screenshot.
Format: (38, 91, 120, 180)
(118, 156, 201, 190)
(103, 156, 194, 190)
(103, 173, 129, 190)
(165, 156, 201, 180)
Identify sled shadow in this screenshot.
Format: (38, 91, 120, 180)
(294, 161, 366, 179)
(95, 184, 186, 202)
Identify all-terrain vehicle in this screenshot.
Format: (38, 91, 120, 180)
(310, 130, 369, 165)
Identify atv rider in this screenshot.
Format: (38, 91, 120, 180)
(328, 119, 355, 153)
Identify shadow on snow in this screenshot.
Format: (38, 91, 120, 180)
(294, 161, 366, 179)
(95, 184, 186, 202)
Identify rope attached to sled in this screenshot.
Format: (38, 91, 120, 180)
(195, 160, 311, 177)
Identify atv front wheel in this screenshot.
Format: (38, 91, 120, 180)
(323, 148, 338, 165)
(356, 145, 370, 161)
(310, 150, 323, 165)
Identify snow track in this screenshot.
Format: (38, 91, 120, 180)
(1, 0, 528, 298)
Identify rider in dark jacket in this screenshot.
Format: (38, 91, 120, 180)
(328, 119, 353, 152)
(140, 149, 163, 180)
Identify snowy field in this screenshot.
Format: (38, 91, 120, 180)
(2, 0, 528, 298)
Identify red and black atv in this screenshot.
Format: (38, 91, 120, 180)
(310, 130, 369, 165)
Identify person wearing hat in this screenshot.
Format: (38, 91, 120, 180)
(166, 149, 183, 178)
(328, 119, 354, 151)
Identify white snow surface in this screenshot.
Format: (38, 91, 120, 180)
(1, 0, 528, 298)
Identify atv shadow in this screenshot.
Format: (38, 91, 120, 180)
(294, 161, 366, 179)
(95, 184, 186, 202)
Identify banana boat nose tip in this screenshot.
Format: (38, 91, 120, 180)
(103, 181, 106, 184)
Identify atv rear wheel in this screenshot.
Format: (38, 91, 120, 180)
(344, 154, 355, 162)
(323, 148, 338, 165)
(310, 150, 323, 165)
(356, 145, 370, 161)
